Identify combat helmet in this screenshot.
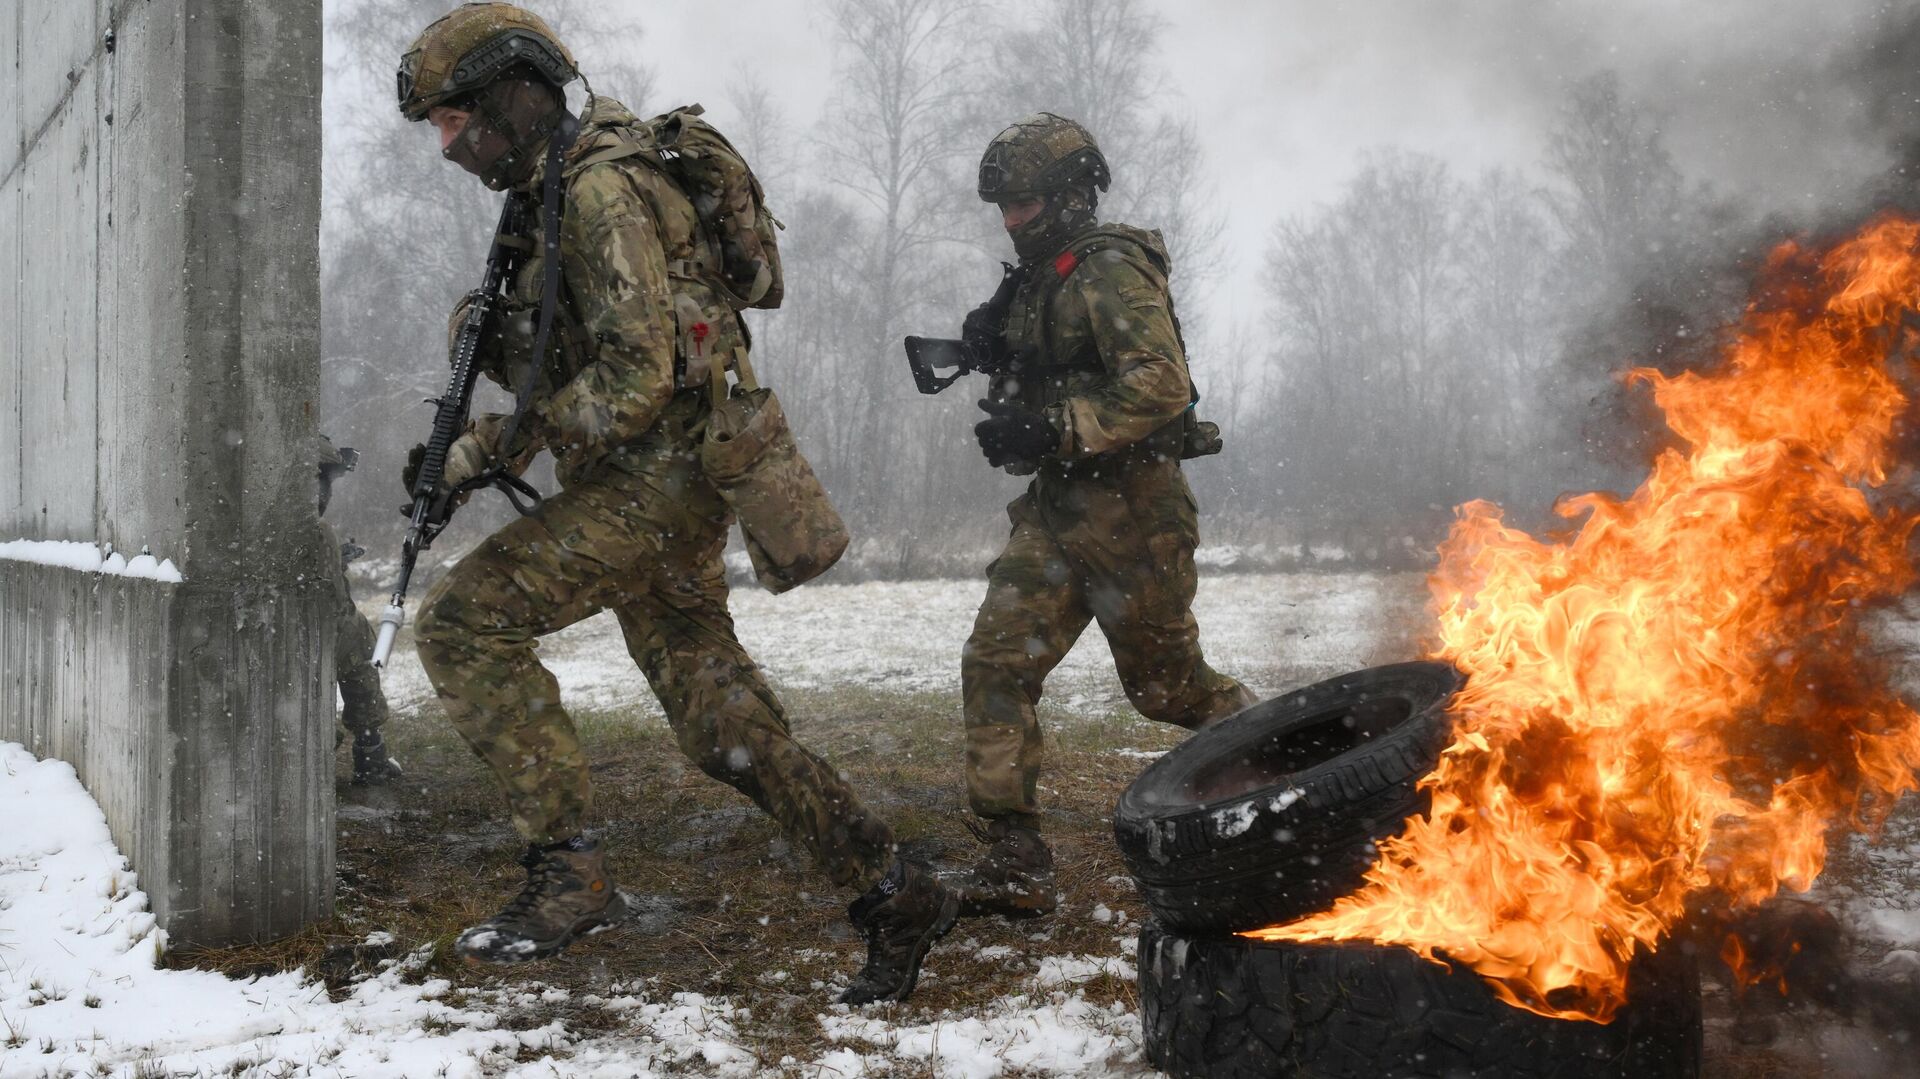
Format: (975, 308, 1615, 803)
(978, 113, 1111, 261)
(397, 3, 576, 122)
(976, 113, 1111, 204)
(399, 4, 579, 191)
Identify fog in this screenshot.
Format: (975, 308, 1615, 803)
(319, 0, 1920, 571)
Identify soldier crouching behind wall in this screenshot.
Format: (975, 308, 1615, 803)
(392, 3, 956, 1003)
(952, 114, 1258, 919)
(317, 435, 401, 785)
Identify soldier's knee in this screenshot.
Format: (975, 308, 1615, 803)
(679, 720, 761, 784)
(412, 593, 465, 648)
(415, 554, 515, 648)
(963, 627, 1047, 683)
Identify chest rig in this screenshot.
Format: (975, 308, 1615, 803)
(997, 227, 1221, 464)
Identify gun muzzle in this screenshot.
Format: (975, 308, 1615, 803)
(370, 602, 405, 668)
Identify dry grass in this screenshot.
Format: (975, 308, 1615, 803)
(162, 662, 1920, 1074)
(166, 681, 1181, 1070)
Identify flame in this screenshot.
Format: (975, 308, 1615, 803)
(1247, 215, 1920, 1021)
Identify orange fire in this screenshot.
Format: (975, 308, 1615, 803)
(1248, 215, 1920, 1021)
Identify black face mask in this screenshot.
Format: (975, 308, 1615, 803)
(443, 78, 568, 192)
(1008, 188, 1098, 263)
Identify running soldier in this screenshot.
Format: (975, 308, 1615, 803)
(954, 115, 1257, 918)
(394, 3, 955, 1002)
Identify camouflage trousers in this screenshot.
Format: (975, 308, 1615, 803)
(319, 519, 389, 740)
(414, 397, 895, 888)
(963, 456, 1255, 820)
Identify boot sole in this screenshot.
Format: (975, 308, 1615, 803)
(457, 890, 631, 966)
(950, 873, 1059, 921)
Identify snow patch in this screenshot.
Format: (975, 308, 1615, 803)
(0, 740, 763, 1079)
(1032, 954, 1136, 988)
(0, 538, 182, 582)
(821, 990, 1141, 1078)
(372, 570, 1428, 722)
(1211, 800, 1260, 838)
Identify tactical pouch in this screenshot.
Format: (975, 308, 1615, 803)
(701, 350, 849, 592)
(1180, 415, 1224, 459)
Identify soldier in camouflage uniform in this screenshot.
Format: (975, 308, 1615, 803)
(316, 435, 401, 785)
(396, 3, 956, 1001)
(955, 114, 1257, 918)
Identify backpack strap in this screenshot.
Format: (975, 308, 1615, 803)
(473, 114, 580, 516)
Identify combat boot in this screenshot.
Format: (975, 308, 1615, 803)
(954, 816, 1056, 919)
(455, 836, 627, 964)
(839, 859, 960, 1005)
(350, 729, 403, 785)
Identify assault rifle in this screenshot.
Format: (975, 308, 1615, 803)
(904, 261, 1026, 394)
(370, 195, 535, 668)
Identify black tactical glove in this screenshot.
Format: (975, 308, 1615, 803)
(961, 301, 1008, 374)
(974, 399, 1059, 468)
(402, 443, 428, 498)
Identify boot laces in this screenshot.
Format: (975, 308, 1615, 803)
(497, 848, 567, 920)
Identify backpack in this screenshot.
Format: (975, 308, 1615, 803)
(642, 105, 786, 310)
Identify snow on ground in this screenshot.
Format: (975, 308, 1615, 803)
(11, 571, 1414, 1079)
(0, 742, 611, 1078)
(16, 571, 1920, 1075)
(376, 570, 1430, 719)
(0, 740, 1152, 1079)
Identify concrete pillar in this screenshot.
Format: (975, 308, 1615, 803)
(0, 0, 331, 946)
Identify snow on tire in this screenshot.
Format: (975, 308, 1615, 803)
(1136, 920, 1703, 1079)
(1113, 662, 1462, 935)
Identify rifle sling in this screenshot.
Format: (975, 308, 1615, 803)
(489, 113, 579, 514)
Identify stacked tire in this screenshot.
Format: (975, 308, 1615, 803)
(1112, 662, 1703, 1079)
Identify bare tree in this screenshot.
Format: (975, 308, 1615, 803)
(1544, 71, 1681, 291)
(985, 0, 1227, 298)
(1453, 168, 1560, 505)
(722, 70, 799, 197)
(818, 0, 982, 537)
(319, 0, 657, 545)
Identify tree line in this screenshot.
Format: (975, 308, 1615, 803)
(320, 0, 1748, 577)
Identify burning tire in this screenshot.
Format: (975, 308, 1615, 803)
(1137, 920, 1703, 1079)
(1113, 662, 1462, 934)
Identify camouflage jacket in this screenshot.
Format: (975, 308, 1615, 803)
(992, 223, 1193, 462)
(460, 97, 741, 485)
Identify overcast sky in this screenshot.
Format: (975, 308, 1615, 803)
(333, 1, 1914, 325)
(605, 0, 1906, 323)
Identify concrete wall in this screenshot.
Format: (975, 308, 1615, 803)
(0, 0, 332, 946)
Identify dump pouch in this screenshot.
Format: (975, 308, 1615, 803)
(1180, 415, 1223, 459)
(701, 350, 849, 592)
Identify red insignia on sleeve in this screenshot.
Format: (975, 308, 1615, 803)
(1053, 251, 1079, 279)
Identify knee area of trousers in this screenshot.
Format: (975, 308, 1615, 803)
(415, 578, 524, 650)
(962, 631, 1051, 677)
(413, 588, 478, 647)
(688, 736, 760, 782)
(677, 715, 764, 778)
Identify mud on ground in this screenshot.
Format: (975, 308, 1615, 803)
(172, 684, 1181, 1073)
(166, 573, 1920, 1076)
